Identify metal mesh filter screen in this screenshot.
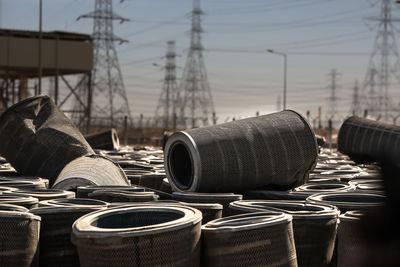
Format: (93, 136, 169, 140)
(0, 95, 94, 183)
(0, 212, 40, 267)
(338, 116, 400, 163)
(165, 110, 318, 192)
(201, 213, 297, 267)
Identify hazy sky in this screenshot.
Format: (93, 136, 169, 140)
(1, 0, 400, 125)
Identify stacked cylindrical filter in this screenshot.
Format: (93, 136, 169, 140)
(3, 189, 75, 201)
(306, 192, 385, 212)
(71, 205, 202, 267)
(338, 116, 400, 163)
(0, 195, 39, 209)
(181, 202, 223, 224)
(165, 110, 318, 192)
(172, 192, 242, 217)
(229, 200, 339, 267)
(129, 172, 166, 190)
(0, 176, 48, 188)
(31, 205, 106, 267)
(337, 211, 367, 267)
(0, 204, 41, 267)
(85, 128, 120, 150)
(39, 198, 108, 208)
(0, 95, 94, 184)
(292, 183, 353, 198)
(88, 190, 159, 202)
(76, 185, 145, 198)
(201, 212, 297, 267)
(0, 180, 43, 190)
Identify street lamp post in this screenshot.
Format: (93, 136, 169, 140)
(267, 49, 287, 110)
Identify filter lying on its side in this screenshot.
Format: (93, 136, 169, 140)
(165, 110, 318, 192)
(52, 155, 130, 190)
(85, 128, 120, 151)
(337, 116, 400, 163)
(0, 95, 94, 184)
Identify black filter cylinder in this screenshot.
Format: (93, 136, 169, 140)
(52, 155, 130, 190)
(88, 190, 159, 203)
(0, 206, 41, 267)
(3, 189, 75, 201)
(338, 116, 400, 163)
(337, 211, 367, 267)
(71, 205, 202, 267)
(31, 206, 105, 267)
(306, 192, 385, 212)
(0, 195, 39, 209)
(85, 128, 120, 150)
(201, 212, 297, 267)
(229, 200, 339, 267)
(39, 198, 108, 208)
(129, 172, 166, 191)
(181, 202, 223, 224)
(172, 192, 242, 217)
(0, 95, 94, 184)
(165, 110, 318, 192)
(76, 185, 145, 198)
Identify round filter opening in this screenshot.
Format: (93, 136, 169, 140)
(168, 142, 193, 190)
(95, 210, 183, 229)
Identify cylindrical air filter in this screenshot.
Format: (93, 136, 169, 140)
(71, 205, 202, 267)
(0, 95, 94, 183)
(201, 212, 297, 267)
(229, 200, 339, 267)
(165, 110, 318, 192)
(31, 206, 105, 267)
(172, 192, 242, 217)
(338, 116, 400, 163)
(85, 128, 120, 150)
(306, 192, 384, 212)
(52, 155, 130, 190)
(0, 205, 41, 267)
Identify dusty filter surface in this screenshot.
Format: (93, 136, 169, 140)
(52, 154, 130, 190)
(201, 212, 297, 267)
(338, 116, 400, 163)
(165, 110, 318, 192)
(71, 205, 202, 267)
(85, 128, 120, 150)
(229, 200, 339, 267)
(0, 95, 94, 184)
(0, 205, 41, 267)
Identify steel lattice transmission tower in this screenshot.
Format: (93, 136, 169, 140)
(77, 0, 132, 127)
(328, 69, 340, 120)
(351, 80, 362, 116)
(154, 41, 180, 130)
(180, 0, 215, 128)
(363, 0, 400, 120)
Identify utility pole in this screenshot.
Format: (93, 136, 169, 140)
(363, 0, 400, 121)
(180, 0, 215, 128)
(77, 0, 132, 128)
(276, 95, 281, 111)
(154, 41, 180, 130)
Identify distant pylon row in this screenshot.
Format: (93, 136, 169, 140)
(154, 0, 215, 130)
